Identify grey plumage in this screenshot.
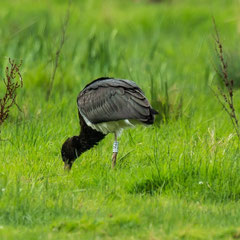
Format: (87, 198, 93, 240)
(77, 77, 158, 125)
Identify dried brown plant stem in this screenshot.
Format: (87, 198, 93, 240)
(0, 58, 23, 130)
(46, 0, 71, 100)
(211, 17, 240, 140)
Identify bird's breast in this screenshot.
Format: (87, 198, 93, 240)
(90, 119, 136, 136)
(79, 108, 137, 136)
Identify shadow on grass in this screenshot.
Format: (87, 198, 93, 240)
(129, 175, 170, 195)
(129, 173, 240, 202)
(51, 215, 140, 236)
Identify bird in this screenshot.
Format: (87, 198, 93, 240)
(61, 77, 158, 170)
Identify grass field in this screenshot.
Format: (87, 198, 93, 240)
(1, 0, 240, 239)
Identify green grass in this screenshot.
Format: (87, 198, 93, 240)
(1, 0, 240, 239)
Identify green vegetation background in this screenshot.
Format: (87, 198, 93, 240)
(1, 0, 240, 239)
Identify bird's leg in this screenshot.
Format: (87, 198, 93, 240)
(112, 133, 119, 168)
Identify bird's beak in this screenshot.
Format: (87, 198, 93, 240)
(64, 162, 72, 171)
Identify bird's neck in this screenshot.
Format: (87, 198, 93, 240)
(74, 125, 106, 155)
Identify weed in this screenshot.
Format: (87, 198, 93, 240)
(211, 18, 240, 140)
(0, 58, 23, 130)
(46, 0, 71, 100)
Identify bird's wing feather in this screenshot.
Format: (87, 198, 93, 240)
(77, 84, 152, 124)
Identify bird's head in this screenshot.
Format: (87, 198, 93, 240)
(61, 136, 81, 171)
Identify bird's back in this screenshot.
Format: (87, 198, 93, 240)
(81, 77, 143, 93)
(77, 77, 158, 126)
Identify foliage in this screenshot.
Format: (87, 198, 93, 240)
(0, 0, 240, 239)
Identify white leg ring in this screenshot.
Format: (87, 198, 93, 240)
(113, 141, 119, 153)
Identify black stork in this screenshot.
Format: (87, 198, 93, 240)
(61, 77, 158, 170)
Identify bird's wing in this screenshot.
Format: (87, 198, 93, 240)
(77, 84, 152, 124)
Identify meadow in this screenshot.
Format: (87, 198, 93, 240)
(1, 0, 240, 239)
